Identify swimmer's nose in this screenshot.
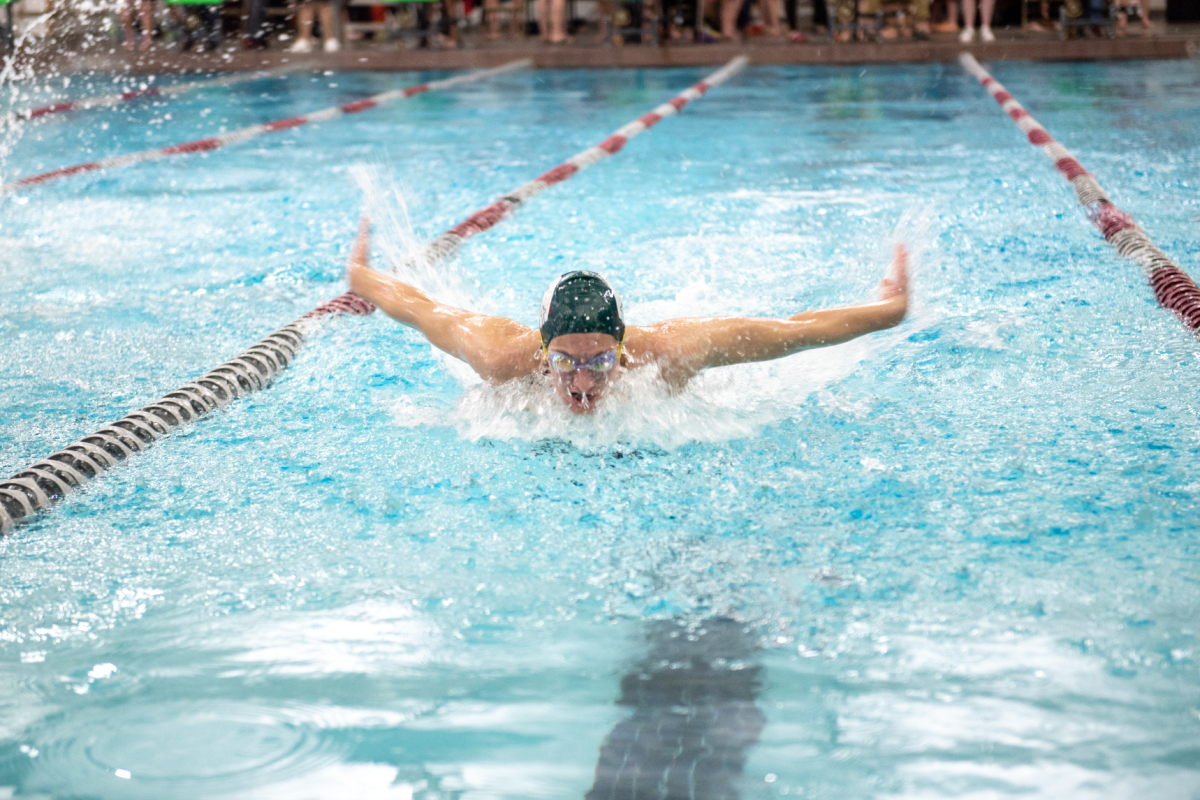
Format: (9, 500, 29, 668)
(570, 370, 598, 392)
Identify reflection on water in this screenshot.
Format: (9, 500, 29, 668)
(587, 619, 764, 800)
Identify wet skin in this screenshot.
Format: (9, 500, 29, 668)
(346, 219, 909, 415)
(545, 332, 622, 415)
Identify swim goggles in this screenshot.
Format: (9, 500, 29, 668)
(545, 350, 619, 375)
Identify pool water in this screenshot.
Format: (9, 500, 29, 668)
(2, 60, 1199, 799)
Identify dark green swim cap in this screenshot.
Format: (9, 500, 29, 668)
(539, 271, 626, 346)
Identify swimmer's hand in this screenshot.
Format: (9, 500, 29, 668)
(342, 219, 542, 383)
(347, 217, 372, 287)
(880, 243, 908, 305)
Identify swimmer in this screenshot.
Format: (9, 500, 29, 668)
(347, 219, 909, 415)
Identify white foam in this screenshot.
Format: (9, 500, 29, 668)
(447, 336, 879, 450)
(362, 175, 925, 449)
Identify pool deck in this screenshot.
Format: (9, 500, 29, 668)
(26, 25, 1200, 74)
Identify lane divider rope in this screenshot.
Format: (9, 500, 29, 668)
(960, 53, 1200, 334)
(0, 59, 531, 197)
(13, 65, 299, 121)
(0, 56, 750, 534)
(418, 54, 749, 266)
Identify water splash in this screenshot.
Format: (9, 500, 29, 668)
(409, 332, 882, 449)
(350, 162, 475, 312)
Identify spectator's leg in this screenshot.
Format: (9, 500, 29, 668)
(548, 0, 566, 39)
(203, 5, 221, 47)
(978, 0, 993, 35)
(291, 1, 317, 48)
(243, 0, 268, 47)
(859, 0, 880, 39)
(598, 0, 614, 38)
(166, 3, 187, 48)
(961, 0, 973, 27)
(484, 0, 500, 36)
(138, 0, 154, 49)
(316, 0, 339, 48)
(511, 0, 526, 35)
(913, 0, 930, 34)
(416, 2, 431, 44)
(811, 0, 828, 30)
(784, 0, 797, 29)
(934, 0, 957, 28)
(536, 0, 549, 37)
(719, 0, 740, 38)
(440, 0, 461, 45)
(121, 0, 138, 49)
(760, 0, 781, 34)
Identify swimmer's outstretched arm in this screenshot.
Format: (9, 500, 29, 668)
(346, 220, 542, 383)
(631, 245, 909, 386)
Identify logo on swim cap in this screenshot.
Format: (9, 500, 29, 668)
(539, 271, 625, 346)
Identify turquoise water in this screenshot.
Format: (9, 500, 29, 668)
(1, 60, 1199, 798)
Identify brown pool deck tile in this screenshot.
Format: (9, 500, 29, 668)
(37, 26, 1200, 74)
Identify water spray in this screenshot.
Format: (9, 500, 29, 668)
(14, 64, 298, 120)
(0, 59, 531, 196)
(0, 56, 750, 534)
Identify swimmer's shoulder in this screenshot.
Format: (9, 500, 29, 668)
(622, 322, 705, 387)
(476, 326, 543, 385)
(623, 320, 710, 364)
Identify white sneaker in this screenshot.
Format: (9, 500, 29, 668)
(323, 37, 340, 52)
(287, 37, 313, 52)
(980, 25, 995, 41)
(959, 26, 974, 42)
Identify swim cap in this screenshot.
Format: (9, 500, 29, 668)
(539, 271, 625, 346)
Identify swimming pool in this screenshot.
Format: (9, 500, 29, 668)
(2, 59, 1199, 798)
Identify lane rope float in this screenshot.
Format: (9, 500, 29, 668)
(0, 56, 750, 534)
(13, 65, 299, 121)
(960, 53, 1200, 334)
(0, 59, 531, 197)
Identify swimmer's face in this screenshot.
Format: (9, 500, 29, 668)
(545, 332, 622, 415)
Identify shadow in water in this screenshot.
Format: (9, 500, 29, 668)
(586, 618, 765, 800)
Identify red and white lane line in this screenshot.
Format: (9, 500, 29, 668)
(16, 65, 298, 121)
(312, 55, 748, 314)
(0, 59, 530, 197)
(417, 54, 750, 265)
(0, 58, 750, 533)
(960, 53, 1200, 333)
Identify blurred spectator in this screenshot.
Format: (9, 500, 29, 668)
(536, 0, 566, 41)
(483, 0, 525, 38)
(122, 0, 154, 49)
(781, 0, 810, 39)
(169, 3, 222, 51)
(860, 0, 932, 37)
(1023, 0, 1061, 31)
(932, 0, 958, 31)
(288, 0, 339, 51)
(720, 0, 780, 40)
(1116, 0, 1152, 30)
(242, 0, 270, 47)
(958, 0, 992, 39)
(439, 0, 462, 46)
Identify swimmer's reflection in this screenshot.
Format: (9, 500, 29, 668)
(586, 619, 765, 800)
